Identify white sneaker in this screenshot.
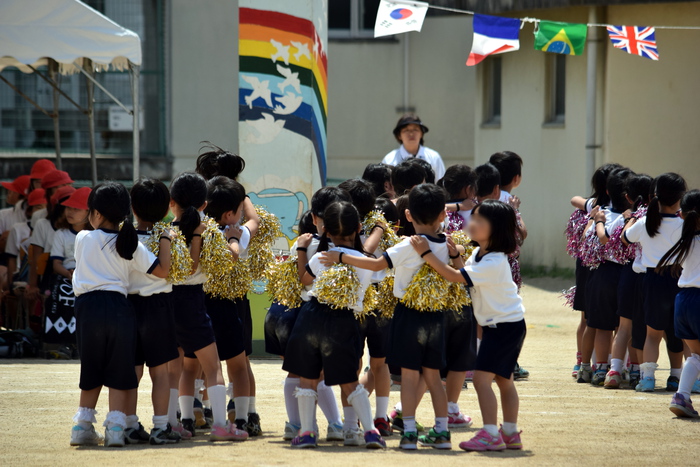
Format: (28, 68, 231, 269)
(326, 422, 343, 441)
(70, 425, 103, 446)
(343, 428, 365, 446)
(283, 422, 300, 441)
(104, 426, 126, 447)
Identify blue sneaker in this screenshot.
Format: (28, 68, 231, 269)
(666, 376, 680, 392)
(670, 393, 700, 418)
(636, 376, 655, 392)
(572, 364, 581, 378)
(291, 431, 318, 448)
(364, 430, 386, 449)
(629, 369, 641, 389)
(591, 369, 607, 386)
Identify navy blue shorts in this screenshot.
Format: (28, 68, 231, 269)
(283, 298, 362, 386)
(264, 301, 300, 356)
(675, 288, 700, 341)
(631, 272, 647, 350)
(574, 258, 589, 313)
(75, 291, 138, 391)
(205, 295, 247, 361)
(172, 285, 216, 357)
(644, 268, 683, 353)
(236, 295, 253, 357)
(616, 263, 637, 320)
(442, 306, 477, 373)
(475, 319, 527, 379)
(130, 292, 179, 368)
(386, 302, 446, 371)
(586, 261, 623, 331)
(358, 313, 391, 359)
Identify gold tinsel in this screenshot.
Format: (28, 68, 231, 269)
(312, 263, 367, 319)
(363, 210, 401, 251)
(265, 255, 303, 309)
(376, 273, 398, 318)
(403, 263, 470, 312)
(200, 216, 252, 300)
(245, 206, 283, 282)
(450, 230, 475, 260)
(362, 283, 379, 317)
(145, 221, 193, 284)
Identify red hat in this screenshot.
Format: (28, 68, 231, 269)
(28, 188, 47, 207)
(61, 187, 91, 210)
(29, 159, 56, 180)
(50, 185, 76, 206)
(41, 170, 74, 190)
(1, 175, 30, 195)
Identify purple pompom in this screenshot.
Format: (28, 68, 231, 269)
(604, 224, 637, 264)
(580, 230, 605, 269)
(565, 209, 588, 259)
(445, 210, 464, 234)
(561, 286, 576, 309)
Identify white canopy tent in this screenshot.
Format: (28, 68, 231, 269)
(0, 0, 143, 184)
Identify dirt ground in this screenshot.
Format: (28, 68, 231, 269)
(0, 277, 696, 466)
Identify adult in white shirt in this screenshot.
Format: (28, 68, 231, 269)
(382, 113, 445, 181)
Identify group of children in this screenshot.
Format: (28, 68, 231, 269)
(565, 164, 700, 418)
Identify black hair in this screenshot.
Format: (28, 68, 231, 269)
(646, 173, 686, 238)
(408, 183, 446, 225)
(407, 158, 435, 184)
(606, 167, 634, 213)
(489, 151, 523, 188)
(204, 176, 246, 222)
(195, 142, 246, 181)
(298, 210, 316, 236)
(170, 172, 208, 245)
(438, 164, 477, 200)
(88, 182, 138, 260)
(395, 195, 415, 236)
(472, 200, 522, 255)
(362, 163, 392, 198)
(131, 178, 170, 224)
(657, 190, 700, 277)
(310, 186, 352, 218)
(317, 201, 364, 254)
(625, 173, 653, 211)
(338, 178, 376, 220)
(475, 163, 501, 199)
(49, 196, 69, 230)
(374, 197, 399, 224)
(391, 160, 426, 196)
(590, 163, 622, 208)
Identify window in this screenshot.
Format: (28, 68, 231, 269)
(545, 54, 566, 124)
(482, 56, 502, 126)
(329, 0, 380, 39)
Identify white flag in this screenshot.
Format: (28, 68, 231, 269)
(374, 0, 429, 38)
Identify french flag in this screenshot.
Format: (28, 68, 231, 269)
(467, 14, 521, 66)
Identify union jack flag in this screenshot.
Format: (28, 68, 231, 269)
(606, 25, 659, 60)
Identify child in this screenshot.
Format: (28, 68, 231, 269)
(50, 187, 91, 282)
(474, 163, 501, 203)
(623, 173, 686, 392)
(391, 160, 426, 198)
(283, 201, 386, 449)
(322, 184, 454, 451)
(5, 188, 46, 292)
(69, 182, 171, 447)
(408, 158, 436, 185)
(439, 164, 478, 232)
(489, 151, 523, 206)
(362, 163, 394, 199)
(657, 190, 700, 417)
(410, 199, 526, 451)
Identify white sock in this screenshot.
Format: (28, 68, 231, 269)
(104, 410, 127, 430)
(502, 422, 519, 435)
(375, 396, 390, 420)
(610, 358, 624, 374)
(403, 416, 416, 433)
(435, 417, 448, 433)
(679, 354, 700, 398)
(343, 406, 357, 431)
(73, 407, 97, 429)
(126, 414, 139, 430)
(234, 396, 250, 423)
(153, 414, 168, 430)
(317, 381, 341, 425)
(284, 378, 301, 426)
(394, 401, 403, 413)
(483, 424, 499, 437)
(447, 401, 460, 414)
(640, 362, 658, 380)
(167, 389, 179, 426)
(208, 385, 227, 428)
(194, 379, 205, 403)
(348, 385, 375, 433)
(179, 395, 195, 421)
(295, 388, 318, 435)
(249, 396, 256, 414)
(671, 368, 682, 379)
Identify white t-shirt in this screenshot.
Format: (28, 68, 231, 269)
(307, 246, 374, 313)
(127, 231, 172, 297)
(30, 207, 47, 229)
(678, 236, 700, 288)
(73, 229, 158, 297)
(460, 247, 525, 326)
(624, 214, 683, 269)
(499, 190, 512, 204)
(0, 202, 27, 234)
(30, 218, 56, 252)
(50, 228, 79, 270)
(382, 145, 446, 181)
(294, 234, 322, 302)
(383, 233, 449, 300)
(4, 221, 31, 260)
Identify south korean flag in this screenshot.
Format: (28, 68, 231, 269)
(374, 0, 429, 38)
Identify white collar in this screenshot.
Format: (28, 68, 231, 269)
(398, 144, 425, 160)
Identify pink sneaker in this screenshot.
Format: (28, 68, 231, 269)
(499, 427, 523, 450)
(210, 423, 249, 442)
(464, 371, 474, 382)
(459, 429, 506, 452)
(448, 412, 473, 429)
(171, 423, 192, 440)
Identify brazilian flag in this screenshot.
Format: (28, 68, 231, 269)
(534, 21, 587, 55)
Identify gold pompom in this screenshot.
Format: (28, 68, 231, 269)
(450, 230, 475, 260)
(246, 206, 283, 282)
(362, 284, 379, 318)
(312, 264, 364, 318)
(403, 263, 470, 312)
(376, 273, 398, 318)
(363, 210, 400, 251)
(145, 221, 193, 284)
(265, 255, 303, 308)
(446, 282, 472, 310)
(200, 216, 252, 300)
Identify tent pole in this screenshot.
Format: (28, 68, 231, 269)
(49, 60, 62, 170)
(130, 63, 140, 182)
(84, 59, 97, 186)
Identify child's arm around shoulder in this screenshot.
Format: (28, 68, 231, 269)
(409, 236, 465, 284)
(188, 222, 206, 274)
(242, 197, 259, 238)
(319, 249, 388, 271)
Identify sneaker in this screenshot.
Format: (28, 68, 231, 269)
(181, 418, 196, 437)
(390, 410, 404, 433)
(636, 376, 655, 393)
(227, 399, 236, 424)
(171, 422, 192, 440)
(448, 412, 473, 429)
(669, 393, 700, 418)
(459, 429, 506, 452)
(374, 417, 393, 436)
(203, 407, 214, 426)
(70, 425, 104, 446)
(291, 431, 318, 449)
(326, 422, 344, 441)
(364, 430, 387, 449)
(399, 431, 418, 450)
(499, 427, 523, 450)
(576, 367, 592, 383)
(343, 428, 365, 446)
(284, 422, 300, 441)
(692, 380, 700, 394)
(149, 424, 182, 445)
(667, 376, 680, 392)
(629, 369, 641, 389)
(124, 422, 150, 444)
(194, 399, 208, 429)
(513, 363, 529, 380)
(418, 428, 452, 449)
(104, 426, 126, 448)
(247, 413, 262, 437)
(604, 370, 622, 389)
(572, 364, 581, 378)
(210, 423, 249, 441)
(591, 369, 607, 386)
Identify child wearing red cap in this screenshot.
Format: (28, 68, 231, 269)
(29, 159, 56, 191)
(4, 189, 46, 292)
(50, 188, 91, 282)
(0, 175, 30, 237)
